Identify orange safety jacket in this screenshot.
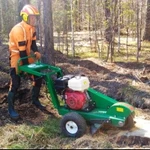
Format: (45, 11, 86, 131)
(9, 20, 37, 73)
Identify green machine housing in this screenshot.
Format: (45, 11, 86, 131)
(17, 56, 135, 138)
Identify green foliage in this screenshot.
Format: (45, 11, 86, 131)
(121, 1, 135, 17)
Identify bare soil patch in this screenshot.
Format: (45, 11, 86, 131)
(1, 44, 150, 148)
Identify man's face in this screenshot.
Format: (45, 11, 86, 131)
(28, 15, 39, 27)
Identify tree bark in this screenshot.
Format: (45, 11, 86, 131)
(143, 0, 150, 41)
(71, 0, 75, 58)
(43, 0, 54, 65)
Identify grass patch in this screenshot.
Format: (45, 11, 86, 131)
(0, 117, 61, 149)
(41, 117, 61, 137)
(7, 143, 27, 149)
(75, 51, 98, 58)
(55, 38, 150, 63)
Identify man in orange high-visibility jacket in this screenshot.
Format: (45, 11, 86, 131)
(8, 4, 45, 120)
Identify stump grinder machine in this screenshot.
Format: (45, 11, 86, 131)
(17, 55, 135, 138)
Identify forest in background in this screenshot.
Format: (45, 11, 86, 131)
(0, 0, 150, 63)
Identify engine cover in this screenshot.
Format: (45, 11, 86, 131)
(65, 89, 86, 110)
(68, 76, 90, 91)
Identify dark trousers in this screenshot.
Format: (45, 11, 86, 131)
(9, 68, 42, 93)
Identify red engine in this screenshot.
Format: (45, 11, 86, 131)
(65, 89, 87, 110)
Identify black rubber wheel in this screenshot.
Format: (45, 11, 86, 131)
(60, 112, 87, 137)
(119, 115, 135, 130)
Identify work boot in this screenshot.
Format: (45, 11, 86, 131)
(7, 91, 19, 119)
(32, 86, 45, 110)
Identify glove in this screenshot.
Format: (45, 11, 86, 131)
(34, 52, 41, 60)
(21, 72, 30, 80)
